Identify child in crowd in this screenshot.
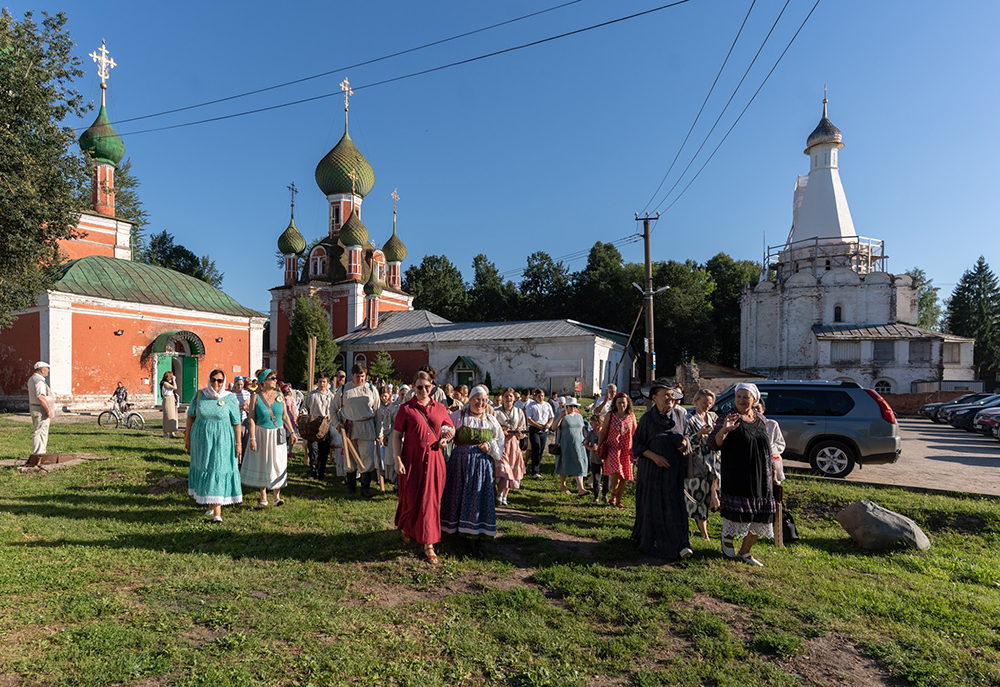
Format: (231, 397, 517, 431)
(584, 414, 609, 503)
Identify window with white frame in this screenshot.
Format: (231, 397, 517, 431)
(874, 380, 892, 395)
(353, 353, 367, 368)
(310, 247, 327, 277)
(909, 340, 932, 363)
(943, 342, 961, 364)
(873, 340, 895, 362)
(330, 204, 341, 230)
(831, 340, 860, 362)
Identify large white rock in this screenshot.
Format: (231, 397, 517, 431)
(835, 499, 931, 551)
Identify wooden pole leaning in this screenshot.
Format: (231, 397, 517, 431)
(339, 427, 356, 473)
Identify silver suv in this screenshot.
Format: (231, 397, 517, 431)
(712, 381, 900, 478)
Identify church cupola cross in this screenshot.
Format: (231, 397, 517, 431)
(287, 182, 298, 218)
(391, 188, 399, 214)
(88, 39, 117, 105)
(340, 77, 353, 129)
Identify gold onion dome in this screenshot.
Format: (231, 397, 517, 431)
(339, 208, 369, 247)
(79, 104, 126, 167)
(805, 99, 843, 151)
(315, 130, 375, 197)
(364, 268, 383, 296)
(277, 216, 306, 255)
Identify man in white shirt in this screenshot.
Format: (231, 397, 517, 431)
(592, 383, 618, 417)
(513, 389, 529, 411)
(525, 388, 554, 478)
(27, 362, 52, 455)
(303, 372, 335, 480)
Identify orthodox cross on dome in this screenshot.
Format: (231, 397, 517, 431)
(391, 188, 399, 214)
(348, 167, 359, 213)
(340, 77, 353, 129)
(88, 39, 117, 105)
(287, 182, 298, 218)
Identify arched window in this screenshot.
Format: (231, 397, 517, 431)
(834, 305, 843, 323)
(310, 247, 327, 277)
(353, 353, 367, 369)
(825, 259, 831, 271)
(334, 353, 345, 372)
(874, 380, 892, 395)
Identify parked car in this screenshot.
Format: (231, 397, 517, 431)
(712, 380, 900, 479)
(939, 394, 1000, 424)
(920, 393, 993, 422)
(950, 397, 1000, 430)
(972, 407, 1000, 434)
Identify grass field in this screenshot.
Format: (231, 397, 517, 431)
(0, 414, 998, 686)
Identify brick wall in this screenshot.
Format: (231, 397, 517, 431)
(881, 390, 972, 416)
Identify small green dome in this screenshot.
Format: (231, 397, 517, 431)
(364, 267, 383, 296)
(315, 130, 375, 198)
(339, 208, 369, 247)
(79, 104, 126, 167)
(382, 227, 407, 263)
(277, 216, 306, 255)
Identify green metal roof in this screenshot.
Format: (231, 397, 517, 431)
(79, 104, 126, 167)
(339, 208, 369, 247)
(277, 216, 307, 255)
(50, 255, 263, 318)
(152, 330, 206, 355)
(382, 225, 407, 263)
(314, 129, 375, 198)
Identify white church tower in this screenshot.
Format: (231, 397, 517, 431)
(740, 97, 974, 393)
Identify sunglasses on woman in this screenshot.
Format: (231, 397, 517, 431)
(414, 384, 432, 391)
(210, 377, 225, 383)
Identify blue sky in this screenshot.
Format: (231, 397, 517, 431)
(12, 0, 1000, 314)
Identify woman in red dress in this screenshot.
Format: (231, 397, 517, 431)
(599, 393, 637, 508)
(392, 370, 455, 564)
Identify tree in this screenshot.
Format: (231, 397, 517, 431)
(113, 159, 149, 259)
(367, 349, 397, 382)
(520, 251, 571, 320)
(0, 10, 90, 327)
(944, 256, 1000, 377)
(648, 260, 717, 372)
(141, 230, 224, 288)
(704, 253, 760, 368)
(402, 254, 469, 321)
(283, 296, 339, 389)
(466, 254, 520, 321)
(905, 267, 943, 330)
(572, 242, 635, 333)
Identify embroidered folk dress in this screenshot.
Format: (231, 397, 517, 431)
(394, 397, 453, 545)
(240, 393, 288, 490)
(187, 393, 243, 505)
(708, 413, 775, 540)
(440, 411, 504, 537)
(603, 412, 636, 480)
(555, 413, 589, 478)
(495, 405, 526, 490)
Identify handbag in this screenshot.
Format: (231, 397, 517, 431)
(782, 509, 800, 542)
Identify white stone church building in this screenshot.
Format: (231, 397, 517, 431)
(740, 99, 974, 393)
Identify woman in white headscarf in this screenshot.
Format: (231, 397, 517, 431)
(707, 383, 776, 567)
(184, 369, 243, 522)
(440, 384, 504, 558)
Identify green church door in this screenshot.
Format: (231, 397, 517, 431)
(180, 357, 199, 404)
(155, 355, 173, 404)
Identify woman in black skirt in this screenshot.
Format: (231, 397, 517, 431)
(631, 378, 693, 560)
(707, 383, 775, 567)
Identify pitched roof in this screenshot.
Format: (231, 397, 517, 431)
(337, 311, 632, 347)
(812, 323, 974, 342)
(51, 255, 264, 318)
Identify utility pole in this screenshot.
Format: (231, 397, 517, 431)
(634, 212, 665, 384)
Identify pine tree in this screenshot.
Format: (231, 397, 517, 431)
(905, 267, 943, 330)
(944, 256, 1000, 377)
(367, 350, 396, 383)
(0, 10, 91, 327)
(283, 296, 339, 389)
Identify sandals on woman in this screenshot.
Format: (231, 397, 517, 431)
(721, 534, 736, 558)
(424, 545, 439, 565)
(738, 552, 764, 567)
(401, 531, 412, 543)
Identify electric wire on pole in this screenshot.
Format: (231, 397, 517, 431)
(633, 212, 668, 383)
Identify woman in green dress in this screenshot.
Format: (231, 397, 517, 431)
(184, 369, 243, 522)
(553, 398, 590, 495)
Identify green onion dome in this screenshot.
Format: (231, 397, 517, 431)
(363, 267, 383, 297)
(339, 208, 369, 247)
(315, 130, 375, 198)
(78, 104, 126, 167)
(277, 216, 306, 255)
(382, 227, 407, 263)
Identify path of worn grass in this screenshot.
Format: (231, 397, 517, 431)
(0, 415, 997, 686)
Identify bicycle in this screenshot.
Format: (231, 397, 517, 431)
(98, 401, 145, 430)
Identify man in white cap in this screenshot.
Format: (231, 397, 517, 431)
(27, 362, 52, 455)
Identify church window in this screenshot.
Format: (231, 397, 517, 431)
(873, 340, 894, 362)
(908, 340, 932, 363)
(943, 342, 961, 364)
(348, 248, 360, 276)
(331, 204, 341, 230)
(824, 152, 829, 165)
(831, 341, 860, 362)
(833, 305, 843, 322)
(354, 353, 367, 368)
(825, 260, 832, 272)
(874, 380, 892, 395)
(334, 353, 345, 372)
(310, 247, 327, 277)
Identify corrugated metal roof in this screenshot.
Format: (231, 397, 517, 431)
(51, 255, 264, 318)
(812, 323, 974, 342)
(337, 310, 631, 347)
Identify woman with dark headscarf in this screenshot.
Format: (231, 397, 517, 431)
(708, 382, 776, 566)
(184, 369, 243, 522)
(631, 379, 692, 560)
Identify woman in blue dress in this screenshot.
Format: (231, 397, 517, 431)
(184, 369, 243, 522)
(552, 398, 591, 495)
(440, 385, 504, 558)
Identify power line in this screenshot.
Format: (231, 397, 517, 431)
(659, 0, 823, 213)
(640, 0, 756, 214)
(498, 232, 643, 279)
(650, 0, 793, 214)
(80, 0, 589, 130)
(112, 0, 697, 138)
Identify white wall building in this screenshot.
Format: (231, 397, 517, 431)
(740, 98, 974, 393)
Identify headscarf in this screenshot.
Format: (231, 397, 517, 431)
(201, 369, 233, 401)
(257, 368, 274, 386)
(469, 385, 490, 400)
(734, 382, 761, 402)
